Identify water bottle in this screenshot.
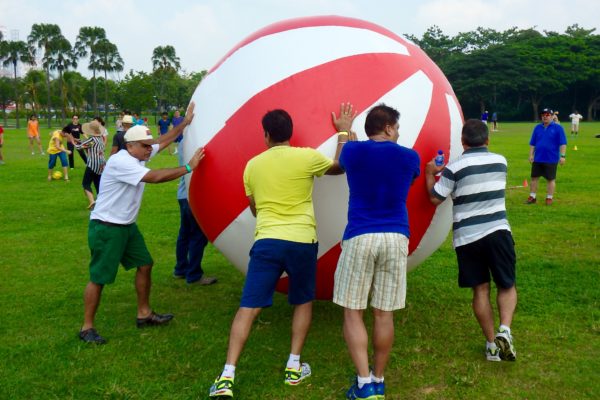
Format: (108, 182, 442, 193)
(435, 150, 444, 166)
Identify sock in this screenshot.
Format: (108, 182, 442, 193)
(546, 194, 553, 199)
(286, 354, 301, 370)
(222, 364, 236, 379)
(357, 375, 371, 389)
(529, 192, 536, 199)
(370, 372, 384, 383)
(499, 324, 511, 334)
(487, 341, 497, 350)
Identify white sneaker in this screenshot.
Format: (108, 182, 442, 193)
(495, 328, 517, 361)
(486, 346, 501, 361)
(31, 152, 35, 155)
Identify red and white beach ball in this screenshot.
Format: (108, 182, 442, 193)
(184, 16, 463, 300)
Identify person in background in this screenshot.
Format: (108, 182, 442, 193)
(27, 115, 45, 155)
(425, 119, 518, 363)
(63, 115, 87, 169)
(111, 115, 134, 155)
(526, 108, 567, 206)
(76, 121, 106, 210)
(171, 110, 185, 154)
(0, 124, 5, 165)
(568, 110, 583, 136)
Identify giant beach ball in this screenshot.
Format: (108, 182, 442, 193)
(184, 16, 463, 299)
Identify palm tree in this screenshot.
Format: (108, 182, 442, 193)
(0, 40, 35, 129)
(22, 69, 46, 115)
(151, 45, 180, 112)
(45, 35, 77, 125)
(93, 39, 123, 120)
(74, 27, 106, 116)
(28, 23, 62, 128)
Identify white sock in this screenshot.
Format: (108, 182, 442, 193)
(499, 324, 511, 334)
(370, 372, 384, 383)
(546, 194, 553, 199)
(286, 353, 301, 370)
(529, 192, 536, 199)
(222, 364, 236, 379)
(487, 341, 497, 350)
(357, 375, 371, 389)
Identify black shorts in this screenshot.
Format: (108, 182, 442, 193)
(455, 229, 516, 289)
(531, 162, 558, 180)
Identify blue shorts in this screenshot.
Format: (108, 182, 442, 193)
(48, 152, 68, 168)
(240, 239, 318, 308)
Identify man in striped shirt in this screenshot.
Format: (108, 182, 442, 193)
(425, 119, 518, 362)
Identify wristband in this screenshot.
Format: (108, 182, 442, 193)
(337, 131, 349, 136)
(560, 154, 566, 158)
(185, 164, 192, 173)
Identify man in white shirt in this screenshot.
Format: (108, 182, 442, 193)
(568, 111, 583, 136)
(79, 103, 205, 344)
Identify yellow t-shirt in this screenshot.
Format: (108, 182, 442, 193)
(47, 130, 65, 154)
(243, 146, 333, 243)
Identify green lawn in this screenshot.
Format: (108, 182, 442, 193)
(0, 122, 598, 399)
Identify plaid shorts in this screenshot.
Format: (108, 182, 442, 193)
(333, 233, 408, 311)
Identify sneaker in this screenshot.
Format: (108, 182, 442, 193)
(545, 198, 553, 206)
(373, 381, 385, 399)
(486, 346, 501, 361)
(346, 381, 377, 400)
(78, 328, 107, 344)
(172, 272, 185, 279)
(525, 196, 536, 204)
(136, 311, 174, 328)
(209, 375, 234, 397)
(189, 276, 218, 285)
(495, 328, 517, 361)
(41, 152, 45, 155)
(32, 152, 35, 155)
(284, 362, 311, 385)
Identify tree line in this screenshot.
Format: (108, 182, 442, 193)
(0, 23, 205, 129)
(406, 24, 600, 121)
(2, 23, 598, 129)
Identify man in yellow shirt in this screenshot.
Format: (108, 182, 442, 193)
(47, 129, 72, 181)
(209, 106, 356, 398)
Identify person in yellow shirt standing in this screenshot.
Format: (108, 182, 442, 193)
(47, 129, 72, 181)
(209, 106, 356, 398)
(27, 115, 45, 155)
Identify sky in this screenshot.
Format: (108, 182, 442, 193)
(2, 0, 599, 79)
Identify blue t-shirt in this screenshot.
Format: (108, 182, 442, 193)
(172, 116, 185, 142)
(158, 118, 171, 135)
(339, 140, 421, 240)
(529, 122, 567, 163)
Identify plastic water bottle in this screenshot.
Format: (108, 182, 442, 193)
(435, 150, 444, 166)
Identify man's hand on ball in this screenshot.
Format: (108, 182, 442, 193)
(332, 102, 357, 132)
(188, 147, 205, 170)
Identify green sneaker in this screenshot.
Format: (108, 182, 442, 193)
(284, 362, 311, 385)
(209, 375, 234, 397)
(495, 328, 517, 361)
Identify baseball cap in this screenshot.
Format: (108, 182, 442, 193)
(541, 108, 553, 115)
(124, 125, 155, 144)
(122, 115, 134, 124)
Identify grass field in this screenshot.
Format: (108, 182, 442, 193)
(0, 122, 598, 399)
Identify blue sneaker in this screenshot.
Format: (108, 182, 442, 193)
(346, 381, 377, 400)
(373, 381, 385, 399)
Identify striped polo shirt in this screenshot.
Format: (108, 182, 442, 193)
(432, 147, 510, 248)
(77, 136, 105, 175)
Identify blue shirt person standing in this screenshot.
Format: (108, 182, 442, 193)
(158, 112, 171, 136)
(525, 108, 567, 206)
(172, 139, 216, 285)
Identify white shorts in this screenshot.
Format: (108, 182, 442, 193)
(333, 233, 408, 311)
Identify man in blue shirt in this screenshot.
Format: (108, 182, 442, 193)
(158, 112, 171, 136)
(333, 103, 420, 400)
(526, 108, 567, 206)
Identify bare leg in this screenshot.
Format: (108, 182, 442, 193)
(372, 308, 394, 378)
(530, 176, 539, 195)
(29, 137, 34, 153)
(82, 281, 104, 330)
(547, 179, 556, 197)
(36, 137, 44, 153)
(135, 265, 153, 318)
(497, 286, 517, 327)
(48, 169, 53, 180)
(472, 283, 495, 342)
(290, 301, 312, 355)
(84, 189, 95, 207)
(343, 308, 370, 377)
(225, 307, 262, 365)
(63, 166, 69, 180)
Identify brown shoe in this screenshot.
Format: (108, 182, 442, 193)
(190, 276, 217, 285)
(545, 198, 553, 206)
(525, 196, 536, 204)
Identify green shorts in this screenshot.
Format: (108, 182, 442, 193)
(88, 219, 154, 284)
